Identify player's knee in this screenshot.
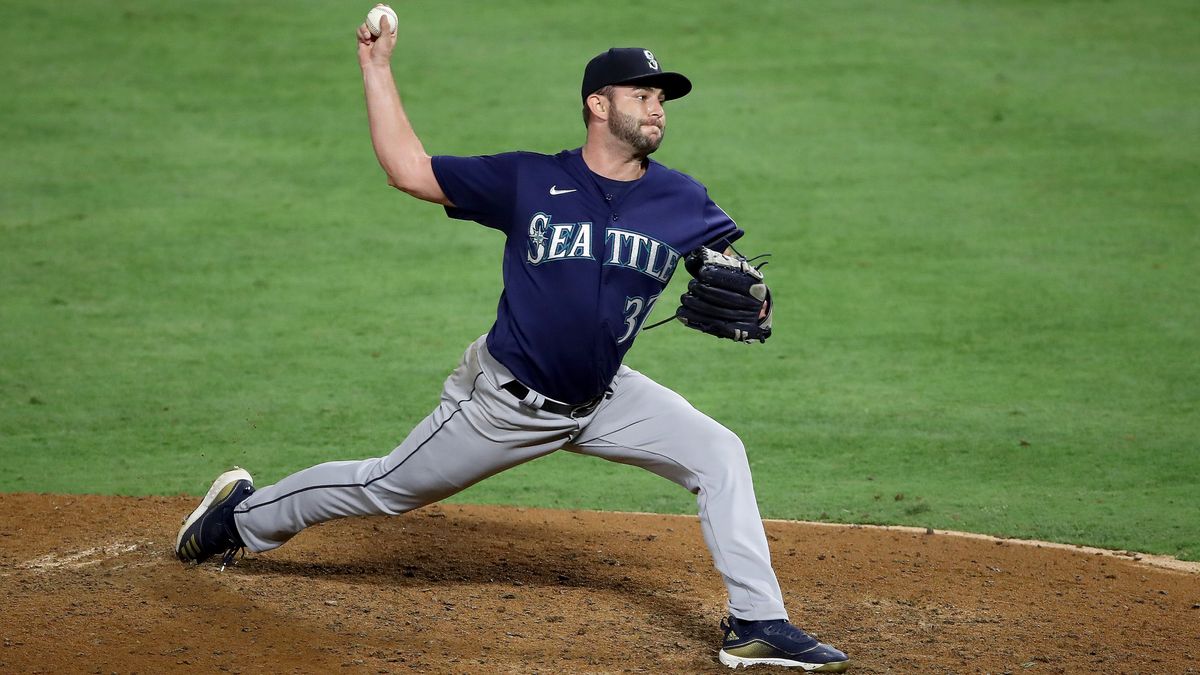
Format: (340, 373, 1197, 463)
(690, 424, 751, 483)
(711, 424, 745, 457)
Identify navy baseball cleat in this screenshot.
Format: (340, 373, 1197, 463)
(175, 468, 255, 569)
(718, 616, 850, 671)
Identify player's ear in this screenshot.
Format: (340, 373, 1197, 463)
(587, 93, 608, 119)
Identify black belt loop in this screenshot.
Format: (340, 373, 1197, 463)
(501, 381, 606, 418)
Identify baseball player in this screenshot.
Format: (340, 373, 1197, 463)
(176, 10, 849, 672)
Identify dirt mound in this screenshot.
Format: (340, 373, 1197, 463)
(1, 494, 1197, 673)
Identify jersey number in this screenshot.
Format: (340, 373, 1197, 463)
(618, 294, 661, 344)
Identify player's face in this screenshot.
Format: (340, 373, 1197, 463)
(607, 86, 667, 156)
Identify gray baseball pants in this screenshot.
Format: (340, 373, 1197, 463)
(233, 335, 787, 621)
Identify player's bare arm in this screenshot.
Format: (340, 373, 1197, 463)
(357, 12, 450, 205)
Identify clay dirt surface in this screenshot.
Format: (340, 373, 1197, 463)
(1, 493, 1197, 674)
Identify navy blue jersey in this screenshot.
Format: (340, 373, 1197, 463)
(431, 148, 743, 404)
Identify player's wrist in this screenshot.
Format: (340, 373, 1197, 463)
(360, 60, 393, 75)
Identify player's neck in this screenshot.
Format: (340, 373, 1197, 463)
(581, 136, 648, 181)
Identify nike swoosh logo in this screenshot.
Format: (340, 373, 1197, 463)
(549, 186, 577, 196)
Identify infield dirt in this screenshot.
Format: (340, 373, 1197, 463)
(1, 494, 1197, 673)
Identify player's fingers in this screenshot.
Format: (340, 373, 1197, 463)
(375, 15, 398, 54)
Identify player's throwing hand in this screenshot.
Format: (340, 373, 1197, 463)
(357, 5, 396, 69)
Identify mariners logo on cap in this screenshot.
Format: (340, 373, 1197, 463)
(581, 47, 691, 102)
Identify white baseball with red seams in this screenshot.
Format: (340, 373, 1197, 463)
(366, 4, 397, 37)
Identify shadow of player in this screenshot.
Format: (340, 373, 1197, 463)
(227, 506, 721, 645)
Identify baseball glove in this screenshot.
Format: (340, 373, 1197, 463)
(672, 246, 773, 343)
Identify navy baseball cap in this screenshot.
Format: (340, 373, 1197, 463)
(581, 48, 692, 102)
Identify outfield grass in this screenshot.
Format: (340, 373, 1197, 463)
(2, 1, 1197, 559)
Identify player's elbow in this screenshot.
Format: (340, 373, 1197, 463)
(382, 155, 439, 195)
(381, 159, 419, 191)
(384, 170, 451, 206)
(386, 177, 426, 199)
(385, 173, 420, 197)
(385, 173, 407, 191)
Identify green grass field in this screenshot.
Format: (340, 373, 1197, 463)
(2, 1, 1197, 559)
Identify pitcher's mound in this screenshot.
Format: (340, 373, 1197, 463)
(1, 494, 1196, 673)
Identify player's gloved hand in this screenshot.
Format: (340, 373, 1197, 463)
(673, 247, 773, 343)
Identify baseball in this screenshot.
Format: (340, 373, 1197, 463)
(366, 5, 398, 37)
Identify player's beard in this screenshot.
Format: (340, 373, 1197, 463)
(608, 106, 664, 157)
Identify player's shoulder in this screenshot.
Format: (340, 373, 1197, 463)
(443, 149, 556, 164)
(484, 149, 581, 176)
(648, 159, 710, 197)
(478, 149, 553, 165)
(514, 150, 555, 160)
